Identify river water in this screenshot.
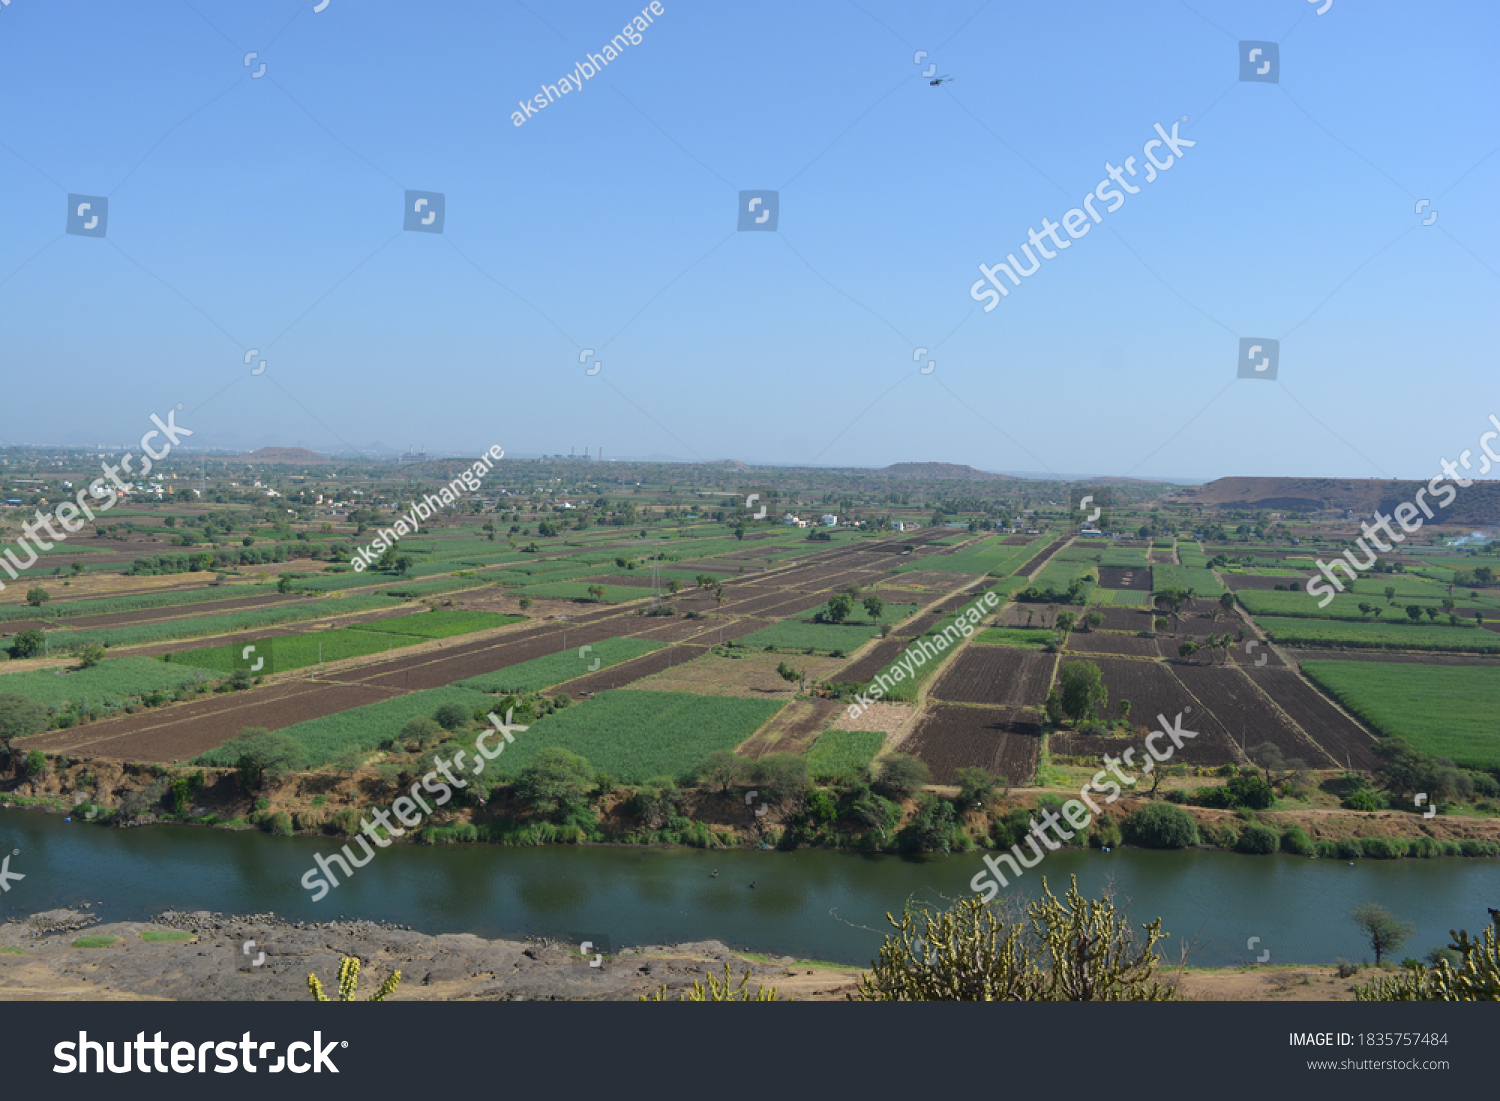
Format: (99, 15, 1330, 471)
(2, 809, 1495, 966)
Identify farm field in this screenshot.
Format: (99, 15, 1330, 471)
(0, 656, 221, 712)
(513, 581, 646, 603)
(804, 729, 886, 780)
(1093, 588, 1154, 607)
(737, 699, 845, 758)
(194, 686, 495, 769)
(900, 705, 1041, 785)
(737, 620, 881, 654)
(476, 690, 786, 782)
(930, 647, 1055, 708)
(1256, 617, 1500, 653)
(172, 629, 423, 674)
(349, 609, 523, 639)
(1300, 661, 1500, 771)
(1241, 667, 1378, 770)
(1056, 656, 1240, 767)
(1151, 565, 1227, 596)
(454, 637, 664, 694)
(624, 649, 843, 699)
(973, 627, 1053, 647)
(1065, 632, 1161, 658)
(1168, 662, 1335, 767)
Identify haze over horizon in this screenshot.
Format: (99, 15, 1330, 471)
(2, 0, 1496, 483)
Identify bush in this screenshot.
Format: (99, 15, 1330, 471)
(265, 811, 294, 836)
(873, 753, 931, 800)
(1345, 789, 1384, 812)
(433, 702, 472, 731)
(1281, 825, 1315, 855)
(1235, 824, 1280, 854)
(1126, 802, 1199, 849)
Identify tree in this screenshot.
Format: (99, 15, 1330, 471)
(11, 629, 45, 659)
(0, 693, 50, 751)
(775, 660, 805, 692)
(221, 728, 305, 789)
(696, 750, 745, 794)
(863, 595, 885, 623)
(955, 767, 997, 810)
(1118, 699, 1132, 724)
(1384, 585, 1397, 604)
(514, 747, 594, 818)
(586, 585, 607, 602)
(733, 523, 746, 541)
(1355, 911, 1500, 1001)
(713, 586, 726, 611)
(873, 753, 931, 800)
(750, 753, 809, 807)
(1055, 611, 1077, 634)
(1351, 903, 1415, 966)
(25, 587, 49, 608)
(1218, 592, 1235, 613)
(823, 592, 855, 623)
(1127, 802, 1199, 848)
(75, 644, 106, 670)
(1405, 604, 1423, 622)
(1057, 661, 1107, 723)
(667, 579, 681, 595)
(1082, 611, 1104, 632)
(851, 876, 1173, 1001)
(1357, 602, 1373, 617)
(1177, 640, 1198, 661)
(518, 596, 532, 611)
(433, 702, 472, 731)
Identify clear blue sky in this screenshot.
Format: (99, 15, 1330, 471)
(1, 0, 1496, 481)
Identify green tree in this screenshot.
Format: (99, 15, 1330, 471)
(76, 644, 107, 669)
(25, 586, 49, 608)
(852, 876, 1173, 1001)
(1081, 611, 1105, 632)
(514, 747, 594, 818)
(955, 767, 997, 810)
(11, 629, 45, 659)
(1405, 604, 1423, 622)
(518, 596, 532, 611)
(1127, 802, 1199, 848)
(433, 702, 472, 731)
(823, 592, 855, 623)
(1055, 610, 1077, 634)
(696, 750, 746, 794)
(873, 753, 931, 800)
(221, 727, 305, 790)
(1351, 903, 1416, 966)
(1384, 585, 1396, 604)
(1177, 640, 1199, 661)
(775, 660, 805, 692)
(0, 694, 51, 750)
(1219, 592, 1235, 613)
(1057, 661, 1108, 723)
(863, 594, 885, 623)
(586, 585, 607, 602)
(750, 753, 810, 807)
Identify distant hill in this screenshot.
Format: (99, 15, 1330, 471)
(238, 447, 330, 464)
(1164, 476, 1500, 525)
(880, 462, 1013, 481)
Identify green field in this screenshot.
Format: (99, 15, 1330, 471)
(349, 609, 522, 639)
(194, 686, 496, 769)
(0, 584, 270, 624)
(382, 578, 493, 598)
(739, 620, 882, 653)
(974, 627, 1054, 647)
(453, 637, 665, 693)
(8, 594, 403, 655)
(1093, 589, 1153, 607)
(1301, 661, 1500, 771)
(483, 690, 785, 782)
(794, 602, 921, 626)
(514, 581, 645, 603)
(173, 629, 421, 673)
(804, 729, 886, 780)
(1257, 617, 1500, 653)
(0, 656, 220, 713)
(890, 536, 1044, 578)
(1151, 565, 1227, 597)
(1236, 589, 1480, 621)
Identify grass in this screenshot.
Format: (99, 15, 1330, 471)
(72, 935, 120, 949)
(804, 729, 886, 780)
(453, 637, 665, 693)
(974, 627, 1054, 647)
(795, 602, 921, 627)
(0, 584, 269, 623)
(10, 594, 403, 654)
(192, 686, 495, 769)
(349, 609, 522, 639)
(0, 656, 221, 711)
(1093, 589, 1153, 607)
(1256, 617, 1500, 653)
(890, 536, 1044, 577)
(383, 578, 492, 598)
(140, 930, 195, 943)
(482, 689, 785, 782)
(172, 629, 421, 673)
(0, 947, 23, 955)
(1236, 589, 1481, 620)
(738, 620, 882, 653)
(1301, 661, 1500, 771)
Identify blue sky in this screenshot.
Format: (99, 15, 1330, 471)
(1, 0, 1495, 482)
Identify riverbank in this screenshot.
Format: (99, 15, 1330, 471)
(6, 756, 1499, 861)
(0, 906, 1379, 1002)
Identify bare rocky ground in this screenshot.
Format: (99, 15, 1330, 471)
(0, 908, 860, 1001)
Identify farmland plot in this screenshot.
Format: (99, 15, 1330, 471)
(1058, 656, 1240, 766)
(901, 706, 1041, 784)
(1169, 663, 1335, 767)
(930, 647, 1055, 707)
(1242, 667, 1378, 770)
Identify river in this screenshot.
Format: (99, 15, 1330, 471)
(2, 809, 1495, 966)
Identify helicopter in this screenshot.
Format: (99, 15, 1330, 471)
(928, 74, 955, 86)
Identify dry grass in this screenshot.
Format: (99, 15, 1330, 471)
(628, 650, 846, 698)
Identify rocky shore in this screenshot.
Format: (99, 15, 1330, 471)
(0, 907, 859, 1001)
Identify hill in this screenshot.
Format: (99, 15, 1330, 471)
(879, 462, 1014, 481)
(237, 447, 330, 464)
(1164, 476, 1500, 524)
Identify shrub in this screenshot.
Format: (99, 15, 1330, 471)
(1235, 824, 1280, 854)
(265, 811, 294, 836)
(873, 753, 931, 800)
(433, 702, 472, 731)
(1281, 825, 1315, 855)
(1126, 802, 1199, 849)
(1345, 789, 1384, 812)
